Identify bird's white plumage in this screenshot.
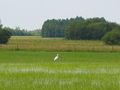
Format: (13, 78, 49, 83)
(54, 54, 59, 61)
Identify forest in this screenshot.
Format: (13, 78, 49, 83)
(41, 17, 120, 44)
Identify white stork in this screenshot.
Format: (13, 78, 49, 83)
(54, 54, 59, 61)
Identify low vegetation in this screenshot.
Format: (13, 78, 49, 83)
(0, 36, 120, 51)
(0, 36, 119, 90)
(0, 51, 120, 90)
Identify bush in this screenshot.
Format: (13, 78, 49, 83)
(102, 29, 120, 45)
(0, 25, 11, 44)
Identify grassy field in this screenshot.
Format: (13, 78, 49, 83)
(0, 36, 120, 90)
(0, 36, 120, 52)
(0, 51, 120, 90)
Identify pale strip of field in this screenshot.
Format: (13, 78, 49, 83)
(0, 63, 120, 74)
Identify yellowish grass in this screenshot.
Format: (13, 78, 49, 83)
(0, 36, 120, 51)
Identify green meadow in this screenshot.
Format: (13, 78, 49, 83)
(0, 36, 120, 90)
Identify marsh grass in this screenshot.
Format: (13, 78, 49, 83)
(0, 51, 120, 90)
(0, 36, 120, 90)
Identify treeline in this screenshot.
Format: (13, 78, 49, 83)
(41, 17, 120, 40)
(0, 24, 41, 44)
(41, 17, 84, 37)
(65, 17, 120, 40)
(4, 27, 41, 36)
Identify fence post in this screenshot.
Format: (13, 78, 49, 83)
(111, 45, 114, 52)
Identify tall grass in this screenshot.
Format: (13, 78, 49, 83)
(0, 36, 120, 52)
(0, 51, 120, 90)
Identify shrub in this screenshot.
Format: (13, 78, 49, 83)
(102, 29, 120, 45)
(0, 25, 11, 44)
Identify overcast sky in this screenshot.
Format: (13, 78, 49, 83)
(0, 0, 120, 30)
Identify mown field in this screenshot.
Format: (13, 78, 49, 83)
(0, 36, 120, 90)
(0, 36, 120, 52)
(0, 51, 120, 90)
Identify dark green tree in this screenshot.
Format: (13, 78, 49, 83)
(0, 25, 11, 44)
(102, 29, 120, 45)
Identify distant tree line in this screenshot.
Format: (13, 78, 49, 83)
(4, 27, 41, 36)
(41, 17, 120, 45)
(1, 16, 120, 45)
(41, 17, 84, 37)
(0, 24, 41, 44)
(65, 17, 119, 40)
